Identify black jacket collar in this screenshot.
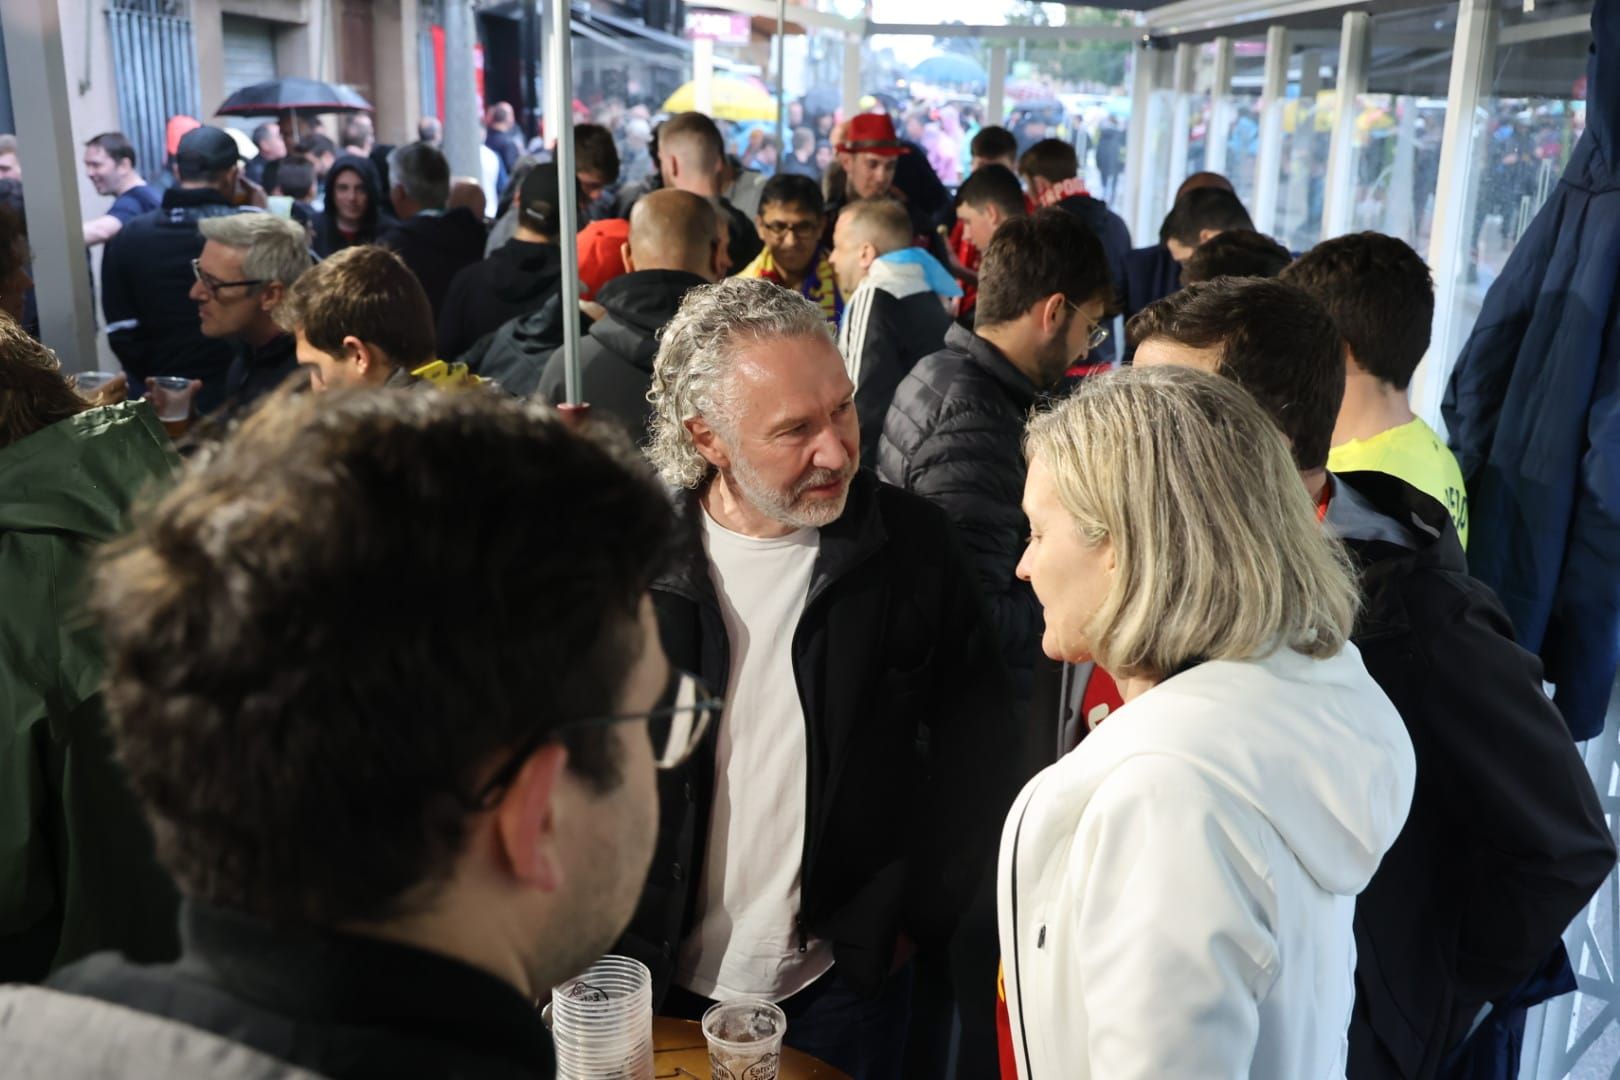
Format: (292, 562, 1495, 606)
(943, 322, 1042, 410)
(1331, 470, 1467, 640)
(180, 901, 555, 1076)
(656, 469, 889, 609)
(161, 187, 235, 211)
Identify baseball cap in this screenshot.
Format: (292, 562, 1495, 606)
(175, 126, 242, 174)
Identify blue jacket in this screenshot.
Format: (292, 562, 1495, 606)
(1442, 3, 1620, 741)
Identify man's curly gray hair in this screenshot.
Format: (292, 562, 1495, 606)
(646, 277, 833, 488)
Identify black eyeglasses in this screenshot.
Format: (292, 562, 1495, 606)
(191, 258, 264, 298)
(760, 220, 821, 241)
(471, 670, 722, 809)
(1064, 299, 1111, 351)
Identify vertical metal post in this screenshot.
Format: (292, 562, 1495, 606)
(987, 44, 1009, 129)
(547, 0, 582, 404)
(1206, 35, 1234, 177)
(693, 36, 714, 116)
(1167, 42, 1198, 190)
(442, 0, 480, 178)
(774, 0, 786, 147)
(3, 0, 96, 368)
(1125, 40, 1169, 241)
(842, 34, 861, 120)
(1415, 0, 1499, 428)
(1322, 11, 1370, 241)
(1253, 24, 1290, 235)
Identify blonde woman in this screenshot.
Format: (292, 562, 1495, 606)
(998, 365, 1415, 1079)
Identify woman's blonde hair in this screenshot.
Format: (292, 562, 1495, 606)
(1024, 364, 1359, 680)
(0, 313, 89, 449)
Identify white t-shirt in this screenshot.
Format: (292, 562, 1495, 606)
(675, 511, 835, 1002)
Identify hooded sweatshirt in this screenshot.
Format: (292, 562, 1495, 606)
(436, 239, 564, 363)
(997, 642, 1414, 1080)
(377, 206, 486, 321)
(313, 155, 385, 258)
(0, 402, 181, 981)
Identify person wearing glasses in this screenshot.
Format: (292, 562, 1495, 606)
(7, 390, 690, 1080)
(737, 174, 842, 326)
(190, 214, 312, 418)
(638, 278, 1025, 1080)
(102, 126, 264, 416)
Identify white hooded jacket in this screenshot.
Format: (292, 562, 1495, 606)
(997, 642, 1415, 1079)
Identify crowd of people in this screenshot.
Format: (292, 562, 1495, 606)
(0, 59, 1615, 1080)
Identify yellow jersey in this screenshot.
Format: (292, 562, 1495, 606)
(1329, 417, 1469, 549)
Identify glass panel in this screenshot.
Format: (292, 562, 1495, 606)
(1343, 4, 1455, 250)
(1274, 43, 1339, 250)
(1217, 40, 1266, 213)
(1439, 9, 1591, 372)
(1184, 42, 1217, 179)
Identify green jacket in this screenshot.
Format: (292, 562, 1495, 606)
(0, 402, 180, 981)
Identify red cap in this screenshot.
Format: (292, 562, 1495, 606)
(577, 217, 630, 300)
(836, 113, 910, 157)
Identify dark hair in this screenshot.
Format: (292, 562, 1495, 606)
(0, 310, 90, 448)
(758, 173, 824, 218)
(970, 125, 1018, 163)
(251, 122, 281, 150)
(1128, 278, 1343, 472)
(957, 164, 1026, 220)
(92, 389, 674, 927)
(0, 201, 26, 285)
(296, 133, 337, 159)
(86, 132, 137, 168)
(1280, 232, 1434, 390)
(340, 115, 373, 148)
(976, 208, 1112, 327)
(273, 154, 316, 200)
(575, 123, 621, 185)
(276, 245, 436, 370)
(1017, 138, 1080, 184)
(659, 112, 725, 172)
(1181, 230, 1292, 286)
(1164, 187, 1254, 246)
(315, 156, 382, 254)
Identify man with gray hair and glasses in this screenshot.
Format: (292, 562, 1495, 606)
(191, 213, 312, 416)
(378, 141, 485, 319)
(622, 276, 1024, 1079)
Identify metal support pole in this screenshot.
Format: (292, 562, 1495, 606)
(987, 45, 1009, 129)
(1415, 0, 1499, 428)
(774, 0, 786, 147)
(3, 0, 96, 368)
(694, 36, 715, 116)
(1253, 24, 1290, 235)
(842, 35, 862, 119)
(1206, 36, 1234, 177)
(443, 0, 481, 179)
(1125, 40, 1170, 241)
(547, 0, 582, 403)
(1167, 42, 1198, 190)
(1322, 11, 1370, 241)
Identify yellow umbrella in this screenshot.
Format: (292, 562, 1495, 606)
(662, 77, 778, 122)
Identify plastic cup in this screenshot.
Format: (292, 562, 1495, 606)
(74, 370, 120, 395)
(267, 194, 295, 219)
(147, 375, 198, 435)
(702, 1000, 787, 1080)
(549, 956, 653, 1080)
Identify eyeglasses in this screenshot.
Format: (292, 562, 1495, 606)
(470, 669, 722, 810)
(1065, 298, 1111, 351)
(760, 220, 821, 241)
(191, 258, 264, 298)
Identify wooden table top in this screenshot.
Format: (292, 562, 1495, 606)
(652, 1017, 851, 1080)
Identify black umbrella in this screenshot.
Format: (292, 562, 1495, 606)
(217, 77, 374, 117)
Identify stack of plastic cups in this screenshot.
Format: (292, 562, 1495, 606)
(549, 955, 654, 1080)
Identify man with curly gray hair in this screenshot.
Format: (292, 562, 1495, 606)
(628, 277, 1028, 1079)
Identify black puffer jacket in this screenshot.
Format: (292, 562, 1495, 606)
(877, 323, 1043, 703)
(536, 269, 707, 443)
(618, 472, 1026, 1004)
(459, 294, 584, 398)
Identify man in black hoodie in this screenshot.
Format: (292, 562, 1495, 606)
(1131, 277, 1616, 1080)
(377, 142, 485, 321)
(537, 189, 721, 442)
(436, 164, 573, 362)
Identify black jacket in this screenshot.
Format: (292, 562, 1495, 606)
(876, 323, 1044, 704)
(719, 196, 763, 272)
(377, 207, 486, 321)
(1050, 193, 1130, 365)
(536, 269, 706, 442)
(839, 278, 953, 467)
(101, 188, 244, 414)
(463, 293, 583, 398)
(221, 332, 300, 418)
(49, 901, 557, 1080)
(312, 155, 385, 258)
(621, 472, 1026, 1002)
(1332, 471, 1614, 1079)
(437, 239, 563, 362)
